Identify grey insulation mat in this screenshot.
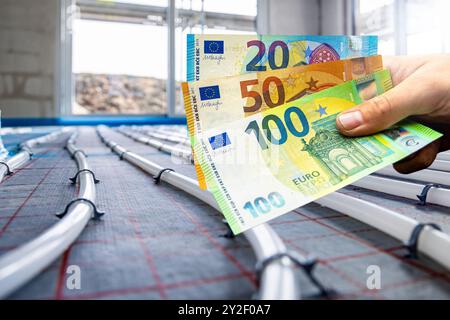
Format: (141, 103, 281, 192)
(0, 126, 448, 299)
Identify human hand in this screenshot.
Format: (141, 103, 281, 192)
(336, 54, 450, 173)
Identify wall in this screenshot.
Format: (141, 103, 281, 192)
(258, 0, 350, 35)
(320, 0, 350, 35)
(258, 0, 320, 34)
(0, 0, 58, 118)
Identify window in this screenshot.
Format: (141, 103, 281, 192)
(72, 0, 169, 115)
(405, 0, 450, 54)
(65, 0, 257, 116)
(174, 0, 257, 114)
(355, 0, 450, 55)
(355, 0, 396, 55)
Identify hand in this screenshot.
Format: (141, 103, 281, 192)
(336, 54, 450, 173)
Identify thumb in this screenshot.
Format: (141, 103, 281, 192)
(335, 79, 430, 137)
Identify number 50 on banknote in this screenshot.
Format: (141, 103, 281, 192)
(191, 70, 442, 234)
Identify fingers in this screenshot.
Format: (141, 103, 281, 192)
(336, 93, 408, 137)
(392, 126, 450, 174)
(383, 55, 437, 85)
(428, 124, 450, 152)
(393, 139, 441, 174)
(336, 77, 432, 137)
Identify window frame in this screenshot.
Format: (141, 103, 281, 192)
(352, 0, 411, 55)
(57, 0, 259, 119)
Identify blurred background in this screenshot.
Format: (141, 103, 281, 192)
(0, 0, 449, 124)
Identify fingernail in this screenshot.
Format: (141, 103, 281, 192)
(337, 111, 364, 130)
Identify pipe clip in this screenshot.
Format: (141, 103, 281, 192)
(255, 251, 334, 299)
(118, 150, 130, 160)
(153, 168, 174, 184)
(56, 198, 105, 220)
(416, 183, 441, 206)
(404, 222, 441, 259)
(220, 219, 236, 239)
(69, 169, 100, 184)
(0, 161, 13, 176)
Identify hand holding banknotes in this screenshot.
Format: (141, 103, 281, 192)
(186, 34, 443, 233)
(336, 54, 450, 173)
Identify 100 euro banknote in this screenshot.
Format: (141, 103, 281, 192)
(191, 70, 442, 234)
(183, 55, 383, 188)
(187, 34, 378, 81)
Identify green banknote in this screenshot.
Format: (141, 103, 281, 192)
(187, 34, 378, 81)
(192, 70, 442, 234)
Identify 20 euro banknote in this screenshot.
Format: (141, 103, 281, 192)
(191, 70, 442, 234)
(183, 56, 383, 188)
(187, 34, 378, 81)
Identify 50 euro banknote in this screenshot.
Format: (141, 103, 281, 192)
(191, 70, 442, 234)
(182, 55, 383, 189)
(187, 34, 378, 81)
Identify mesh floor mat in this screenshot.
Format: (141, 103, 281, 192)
(0, 126, 449, 299)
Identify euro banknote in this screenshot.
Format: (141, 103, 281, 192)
(187, 34, 378, 81)
(191, 70, 442, 234)
(183, 55, 383, 189)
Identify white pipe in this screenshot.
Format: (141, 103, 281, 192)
(316, 192, 450, 270)
(436, 153, 450, 162)
(354, 175, 450, 208)
(0, 152, 29, 184)
(0, 129, 68, 183)
(429, 160, 450, 172)
(378, 167, 450, 187)
(146, 125, 187, 139)
(0, 131, 100, 298)
(0, 127, 33, 135)
(127, 126, 191, 147)
(117, 127, 193, 164)
(97, 126, 301, 300)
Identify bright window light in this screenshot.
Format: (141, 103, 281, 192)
(71, 0, 257, 116)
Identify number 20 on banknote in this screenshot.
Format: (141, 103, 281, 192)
(187, 34, 378, 81)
